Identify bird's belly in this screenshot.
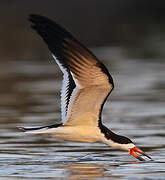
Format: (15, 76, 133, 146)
(50, 126, 101, 143)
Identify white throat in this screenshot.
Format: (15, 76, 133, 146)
(100, 134, 135, 151)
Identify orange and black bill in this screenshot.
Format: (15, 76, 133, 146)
(130, 147, 152, 161)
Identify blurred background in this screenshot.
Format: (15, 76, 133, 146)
(0, 1, 165, 179)
(1, 0, 165, 60)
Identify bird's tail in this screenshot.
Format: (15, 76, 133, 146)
(18, 123, 62, 134)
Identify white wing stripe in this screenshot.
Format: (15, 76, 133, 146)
(65, 87, 79, 122)
(70, 72, 83, 89)
(52, 54, 70, 123)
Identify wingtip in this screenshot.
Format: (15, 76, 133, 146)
(28, 14, 43, 24)
(28, 14, 51, 23)
(28, 14, 37, 22)
(28, 13, 40, 19)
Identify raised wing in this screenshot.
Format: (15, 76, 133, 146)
(29, 14, 114, 126)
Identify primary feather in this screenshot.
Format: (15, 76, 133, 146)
(29, 14, 114, 126)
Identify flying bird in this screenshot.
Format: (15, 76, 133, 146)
(19, 14, 151, 161)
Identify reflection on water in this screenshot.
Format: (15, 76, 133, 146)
(55, 164, 106, 179)
(0, 47, 165, 179)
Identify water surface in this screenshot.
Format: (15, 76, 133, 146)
(0, 48, 165, 179)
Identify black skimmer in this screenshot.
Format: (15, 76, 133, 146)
(19, 14, 152, 161)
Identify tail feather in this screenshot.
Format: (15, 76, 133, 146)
(18, 123, 62, 134)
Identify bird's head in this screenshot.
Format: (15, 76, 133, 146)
(107, 135, 152, 161)
(99, 124, 152, 161)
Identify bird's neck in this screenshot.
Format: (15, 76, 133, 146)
(98, 121, 120, 143)
(98, 121, 134, 151)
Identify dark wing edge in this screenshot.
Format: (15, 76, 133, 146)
(29, 14, 77, 122)
(28, 14, 114, 124)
